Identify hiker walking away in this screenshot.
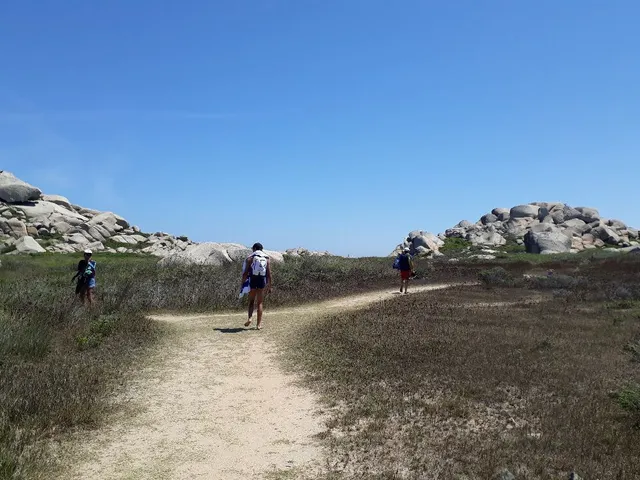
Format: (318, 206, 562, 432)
(242, 243, 272, 330)
(395, 247, 415, 294)
(72, 249, 97, 305)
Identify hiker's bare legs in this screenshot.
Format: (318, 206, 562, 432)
(86, 288, 95, 306)
(248, 297, 255, 319)
(79, 286, 89, 304)
(245, 290, 257, 327)
(256, 289, 265, 329)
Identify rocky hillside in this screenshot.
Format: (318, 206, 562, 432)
(394, 202, 639, 258)
(0, 171, 332, 263)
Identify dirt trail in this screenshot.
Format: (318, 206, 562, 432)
(57, 284, 456, 480)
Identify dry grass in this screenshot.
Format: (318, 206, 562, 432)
(0, 255, 161, 479)
(2, 251, 639, 479)
(0, 253, 475, 479)
(287, 258, 640, 479)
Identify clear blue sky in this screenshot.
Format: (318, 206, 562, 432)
(1, 1, 638, 256)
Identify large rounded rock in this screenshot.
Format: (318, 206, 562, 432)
(74, 206, 101, 218)
(0, 218, 28, 239)
(533, 202, 564, 212)
(159, 243, 284, 267)
(456, 220, 473, 229)
(571, 236, 585, 252)
(606, 219, 627, 230)
(226, 244, 253, 262)
(51, 220, 73, 234)
(15, 236, 46, 253)
(445, 227, 467, 239)
(73, 224, 109, 243)
(85, 241, 105, 252)
(410, 232, 443, 250)
(468, 232, 506, 247)
(481, 213, 498, 225)
(510, 204, 540, 219)
(491, 208, 510, 221)
(505, 217, 535, 237)
(524, 229, 571, 254)
(592, 226, 621, 245)
(582, 233, 596, 246)
(42, 194, 73, 210)
(13, 201, 86, 225)
(562, 206, 582, 221)
(551, 210, 565, 224)
(413, 234, 439, 252)
(0, 171, 42, 203)
(563, 218, 589, 235)
(575, 207, 599, 223)
(285, 248, 332, 257)
(538, 207, 550, 221)
(87, 212, 129, 235)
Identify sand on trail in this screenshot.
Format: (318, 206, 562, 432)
(56, 284, 456, 480)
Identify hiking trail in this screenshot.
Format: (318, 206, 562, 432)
(56, 284, 456, 480)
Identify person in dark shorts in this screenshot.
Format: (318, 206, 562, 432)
(242, 243, 272, 330)
(397, 247, 415, 294)
(72, 249, 97, 305)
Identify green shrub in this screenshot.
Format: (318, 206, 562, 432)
(440, 237, 472, 253)
(616, 385, 640, 414)
(624, 337, 640, 362)
(478, 266, 514, 287)
(499, 237, 527, 254)
(37, 231, 63, 241)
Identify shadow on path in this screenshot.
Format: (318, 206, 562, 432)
(213, 327, 248, 334)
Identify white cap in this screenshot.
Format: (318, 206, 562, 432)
(403, 247, 410, 253)
(84, 249, 93, 255)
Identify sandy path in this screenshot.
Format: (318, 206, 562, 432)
(56, 284, 456, 480)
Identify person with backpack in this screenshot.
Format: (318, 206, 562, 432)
(242, 243, 272, 330)
(394, 247, 415, 294)
(72, 249, 97, 305)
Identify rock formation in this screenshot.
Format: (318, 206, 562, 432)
(394, 202, 639, 257)
(0, 171, 333, 264)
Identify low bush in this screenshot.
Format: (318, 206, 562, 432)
(478, 266, 516, 287)
(526, 273, 580, 290)
(440, 237, 472, 253)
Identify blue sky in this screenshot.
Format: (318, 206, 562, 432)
(1, 1, 638, 256)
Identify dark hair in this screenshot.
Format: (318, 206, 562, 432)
(252, 242, 263, 251)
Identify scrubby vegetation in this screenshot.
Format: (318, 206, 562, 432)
(0, 252, 466, 478)
(2, 251, 640, 478)
(439, 237, 472, 253)
(287, 254, 640, 479)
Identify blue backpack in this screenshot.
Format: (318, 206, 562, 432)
(394, 253, 412, 271)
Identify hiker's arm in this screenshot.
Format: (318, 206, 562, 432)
(241, 259, 250, 283)
(71, 262, 82, 282)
